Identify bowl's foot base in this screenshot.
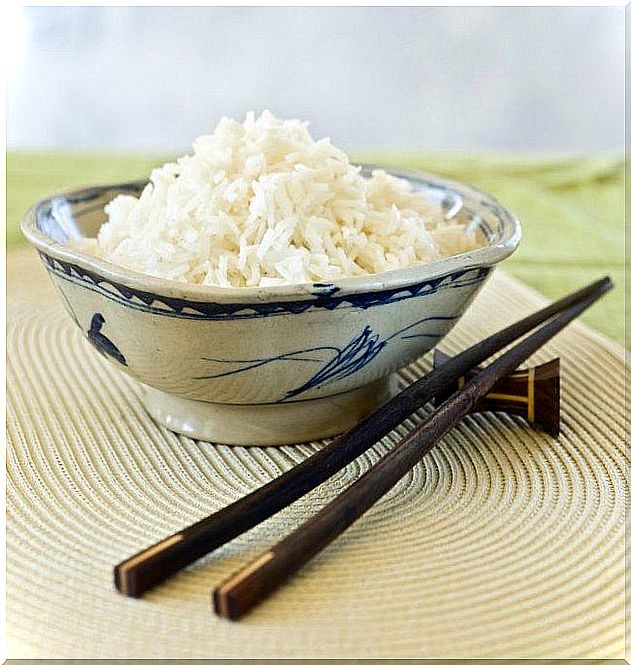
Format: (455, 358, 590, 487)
(143, 376, 400, 446)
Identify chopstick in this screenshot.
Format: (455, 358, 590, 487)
(115, 277, 611, 598)
(213, 278, 612, 619)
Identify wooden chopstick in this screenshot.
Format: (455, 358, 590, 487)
(212, 278, 612, 619)
(114, 277, 611, 598)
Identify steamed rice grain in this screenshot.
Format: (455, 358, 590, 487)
(89, 111, 483, 287)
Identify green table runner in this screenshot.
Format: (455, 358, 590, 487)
(7, 151, 625, 346)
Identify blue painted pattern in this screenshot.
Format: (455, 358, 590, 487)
(40, 252, 489, 321)
(196, 314, 459, 401)
(284, 326, 385, 399)
(86, 313, 127, 365)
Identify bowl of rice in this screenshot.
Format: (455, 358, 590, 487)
(22, 111, 520, 445)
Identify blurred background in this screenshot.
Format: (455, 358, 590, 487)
(7, 6, 625, 344)
(7, 5, 624, 153)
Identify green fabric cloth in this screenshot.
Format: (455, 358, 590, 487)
(7, 151, 625, 346)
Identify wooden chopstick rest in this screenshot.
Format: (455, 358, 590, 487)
(433, 350, 560, 437)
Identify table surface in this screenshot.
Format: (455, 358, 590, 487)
(7, 151, 625, 346)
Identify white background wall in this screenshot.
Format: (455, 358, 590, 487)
(7, 6, 624, 153)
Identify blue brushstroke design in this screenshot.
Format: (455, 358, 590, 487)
(194, 327, 384, 400)
(196, 347, 336, 380)
(87, 313, 127, 366)
(385, 315, 459, 341)
(282, 326, 386, 400)
(196, 314, 458, 401)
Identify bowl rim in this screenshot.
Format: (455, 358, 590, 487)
(21, 166, 521, 304)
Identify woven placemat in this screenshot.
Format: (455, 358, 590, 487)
(7, 248, 627, 658)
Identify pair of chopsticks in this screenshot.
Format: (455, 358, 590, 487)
(115, 277, 612, 619)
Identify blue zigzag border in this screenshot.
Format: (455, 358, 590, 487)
(40, 252, 490, 321)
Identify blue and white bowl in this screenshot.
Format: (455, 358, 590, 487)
(21, 168, 520, 444)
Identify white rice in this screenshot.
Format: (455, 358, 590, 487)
(88, 111, 483, 288)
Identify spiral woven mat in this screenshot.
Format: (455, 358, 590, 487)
(7, 248, 627, 659)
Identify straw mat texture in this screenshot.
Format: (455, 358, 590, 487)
(6, 249, 627, 658)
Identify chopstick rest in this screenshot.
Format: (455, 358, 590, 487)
(432, 350, 560, 437)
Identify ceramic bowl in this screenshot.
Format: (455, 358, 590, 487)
(21, 167, 520, 445)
